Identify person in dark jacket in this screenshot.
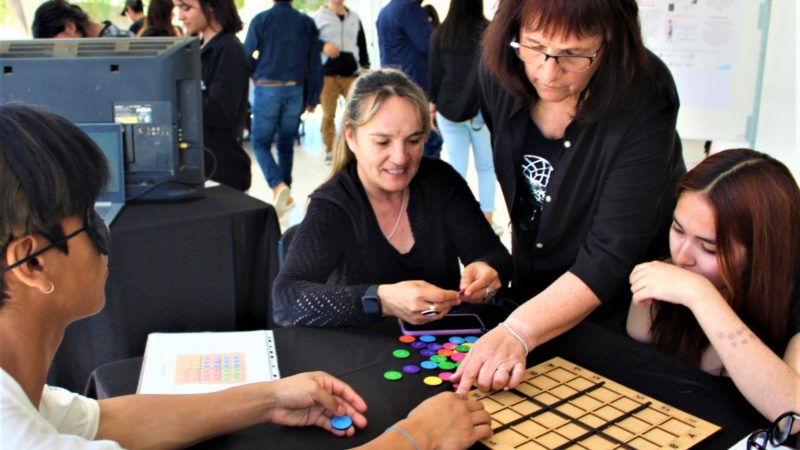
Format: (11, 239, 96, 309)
(452, 0, 686, 395)
(174, 0, 251, 191)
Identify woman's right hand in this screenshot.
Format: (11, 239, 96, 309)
(377, 280, 459, 325)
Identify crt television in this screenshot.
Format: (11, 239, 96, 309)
(0, 37, 204, 201)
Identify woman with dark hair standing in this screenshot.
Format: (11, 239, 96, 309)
(428, 0, 499, 233)
(452, 0, 686, 394)
(174, 0, 252, 191)
(137, 0, 182, 37)
(627, 149, 800, 423)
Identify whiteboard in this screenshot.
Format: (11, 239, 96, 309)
(639, 0, 770, 145)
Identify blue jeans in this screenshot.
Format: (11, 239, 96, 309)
(437, 111, 496, 212)
(251, 84, 304, 189)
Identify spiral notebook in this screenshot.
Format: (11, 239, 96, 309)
(137, 330, 280, 394)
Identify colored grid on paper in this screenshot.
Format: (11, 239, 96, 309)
(174, 353, 247, 384)
(470, 357, 720, 450)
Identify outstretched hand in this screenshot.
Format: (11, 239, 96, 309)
(266, 371, 368, 436)
(451, 325, 527, 395)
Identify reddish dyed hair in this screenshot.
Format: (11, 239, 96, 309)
(651, 149, 800, 364)
(481, 0, 649, 122)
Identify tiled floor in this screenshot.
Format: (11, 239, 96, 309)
(236, 108, 707, 247)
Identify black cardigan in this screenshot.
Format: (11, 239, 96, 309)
(272, 158, 512, 327)
(480, 52, 686, 307)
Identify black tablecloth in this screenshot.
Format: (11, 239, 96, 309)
(49, 185, 280, 392)
(87, 322, 766, 450)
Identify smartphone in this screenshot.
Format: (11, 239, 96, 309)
(399, 313, 487, 336)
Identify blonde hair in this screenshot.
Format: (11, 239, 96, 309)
(330, 69, 431, 176)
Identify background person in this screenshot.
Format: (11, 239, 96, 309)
(313, 0, 371, 164)
(428, 0, 499, 234)
(0, 104, 491, 450)
(244, 0, 323, 217)
(174, 0, 252, 191)
(627, 149, 800, 425)
(138, 0, 182, 37)
(272, 69, 511, 327)
(121, 0, 145, 35)
(33, 0, 133, 38)
(452, 0, 685, 394)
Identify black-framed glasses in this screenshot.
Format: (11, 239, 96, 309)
(1, 209, 109, 273)
(509, 41, 602, 72)
(747, 411, 800, 450)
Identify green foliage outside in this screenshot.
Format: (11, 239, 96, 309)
(293, 0, 325, 14)
(0, 0, 11, 26)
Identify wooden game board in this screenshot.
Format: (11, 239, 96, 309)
(469, 357, 720, 450)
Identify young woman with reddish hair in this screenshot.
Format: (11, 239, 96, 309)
(627, 148, 800, 423)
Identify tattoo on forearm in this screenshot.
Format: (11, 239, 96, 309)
(714, 328, 754, 348)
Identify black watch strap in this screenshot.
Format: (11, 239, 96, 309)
(361, 284, 382, 321)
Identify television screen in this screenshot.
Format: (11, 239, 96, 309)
(0, 37, 205, 201)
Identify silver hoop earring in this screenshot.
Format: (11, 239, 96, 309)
(41, 281, 55, 295)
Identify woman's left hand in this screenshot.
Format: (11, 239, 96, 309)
(458, 261, 501, 304)
(629, 261, 717, 309)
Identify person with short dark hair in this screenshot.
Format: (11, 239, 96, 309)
(0, 103, 492, 450)
(121, 0, 145, 35)
(244, 0, 323, 216)
(33, 0, 133, 38)
(451, 0, 686, 394)
(173, 0, 252, 191)
(627, 149, 800, 424)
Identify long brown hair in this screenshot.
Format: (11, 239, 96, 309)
(651, 149, 800, 364)
(481, 0, 649, 122)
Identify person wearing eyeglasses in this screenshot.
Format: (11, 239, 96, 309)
(627, 149, 800, 434)
(451, 0, 686, 394)
(0, 104, 492, 449)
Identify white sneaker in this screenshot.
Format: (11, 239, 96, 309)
(491, 222, 504, 236)
(274, 185, 291, 217)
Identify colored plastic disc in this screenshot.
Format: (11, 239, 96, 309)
(419, 335, 436, 343)
(450, 352, 466, 362)
(331, 416, 353, 430)
(392, 349, 411, 359)
(455, 344, 471, 353)
(464, 336, 479, 343)
(384, 370, 403, 381)
(402, 364, 421, 374)
(419, 349, 436, 357)
(448, 336, 465, 344)
(438, 361, 457, 370)
(437, 349, 454, 357)
(430, 355, 447, 363)
(423, 376, 443, 386)
(442, 342, 458, 350)
(398, 335, 416, 343)
(420, 360, 439, 370)
(426, 343, 443, 351)
(411, 341, 428, 349)
(438, 372, 454, 381)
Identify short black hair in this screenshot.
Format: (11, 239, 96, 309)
(0, 104, 110, 303)
(32, 0, 90, 38)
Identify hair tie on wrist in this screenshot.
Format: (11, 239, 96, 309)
(386, 424, 420, 450)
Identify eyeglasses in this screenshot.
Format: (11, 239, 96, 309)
(1, 210, 109, 273)
(747, 411, 800, 450)
(509, 41, 602, 72)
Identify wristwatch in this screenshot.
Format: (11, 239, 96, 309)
(361, 284, 382, 321)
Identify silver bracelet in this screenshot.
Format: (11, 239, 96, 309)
(386, 424, 420, 450)
(500, 321, 529, 355)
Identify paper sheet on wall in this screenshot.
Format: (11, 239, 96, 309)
(137, 330, 280, 394)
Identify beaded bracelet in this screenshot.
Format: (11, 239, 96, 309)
(386, 424, 420, 450)
(499, 321, 530, 355)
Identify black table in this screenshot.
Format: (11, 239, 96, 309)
(87, 322, 766, 449)
(49, 185, 280, 392)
